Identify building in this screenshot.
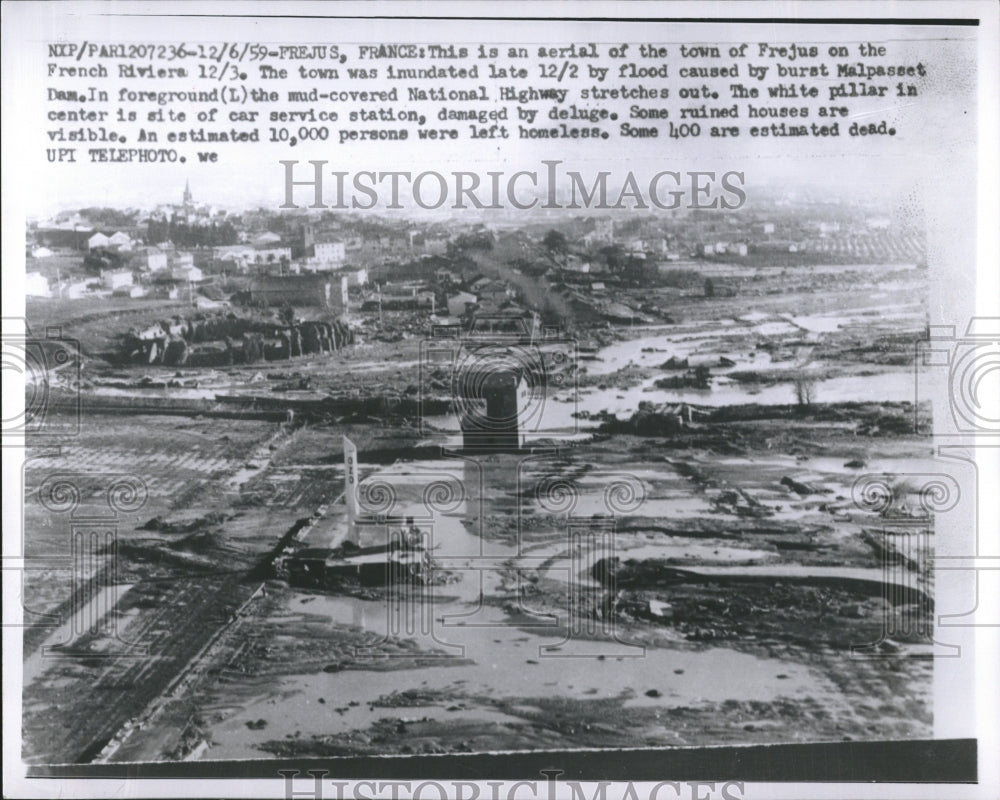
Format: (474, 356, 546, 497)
(447, 291, 477, 317)
(312, 238, 346, 268)
(170, 251, 195, 268)
(458, 368, 529, 452)
(285, 541, 427, 588)
(87, 232, 111, 251)
(213, 245, 257, 272)
(64, 279, 97, 299)
(102, 268, 134, 291)
(466, 309, 540, 344)
(422, 237, 449, 255)
(471, 277, 513, 307)
(254, 245, 293, 266)
(334, 266, 367, 287)
(249, 274, 346, 309)
(108, 231, 133, 251)
(435, 267, 460, 284)
(171, 265, 203, 283)
(25, 271, 51, 297)
(371, 285, 435, 311)
(300, 222, 316, 251)
(133, 246, 168, 272)
(253, 231, 282, 246)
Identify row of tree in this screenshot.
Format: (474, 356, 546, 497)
(146, 215, 239, 247)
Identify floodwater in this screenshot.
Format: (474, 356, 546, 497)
(200, 308, 927, 757)
(202, 456, 841, 759)
(23, 584, 133, 688)
(423, 366, 917, 442)
(424, 311, 920, 440)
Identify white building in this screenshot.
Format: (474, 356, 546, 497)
(134, 246, 168, 272)
(109, 231, 133, 251)
(171, 251, 195, 268)
(254, 246, 292, 265)
(25, 271, 51, 297)
(447, 291, 477, 317)
(102, 269, 134, 291)
(253, 231, 283, 246)
(64, 279, 96, 299)
(171, 265, 203, 283)
(564, 255, 590, 273)
(336, 266, 367, 286)
(422, 237, 449, 255)
(87, 232, 111, 251)
(214, 245, 256, 272)
(313, 239, 346, 267)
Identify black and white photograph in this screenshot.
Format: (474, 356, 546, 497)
(2, 2, 998, 798)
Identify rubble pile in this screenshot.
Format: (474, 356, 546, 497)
(120, 311, 354, 367)
(599, 401, 707, 436)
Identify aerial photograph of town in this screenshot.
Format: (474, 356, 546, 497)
(20, 182, 935, 764)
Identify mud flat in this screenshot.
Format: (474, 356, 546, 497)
(117, 395, 934, 760)
(21, 262, 935, 762)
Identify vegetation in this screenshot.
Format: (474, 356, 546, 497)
(794, 374, 817, 407)
(659, 268, 703, 289)
(146, 215, 239, 248)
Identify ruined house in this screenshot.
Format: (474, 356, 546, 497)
(249, 274, 347, 310)
(458, 367, 530, 452)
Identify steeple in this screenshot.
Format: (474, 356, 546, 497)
(183, 180, 192, 206)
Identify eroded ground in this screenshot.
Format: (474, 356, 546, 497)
(22, 261, 935, 763)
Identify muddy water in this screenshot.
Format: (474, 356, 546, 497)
(584, 304, 922, 376)
(23, 584, 134, 688)
(422, 367, 918, 438)
(535, 370, 917, 434)
(201, 306, 928, 757)
(426, 316, 919, 440)
(202, 457, 840, 759)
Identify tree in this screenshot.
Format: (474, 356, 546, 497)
(543, 229, 569, 261)
(794, 374, 817, 407)
(599, 243, 625, 271)
(447, 229, 494, 256)
(704, 277, 715, 298)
